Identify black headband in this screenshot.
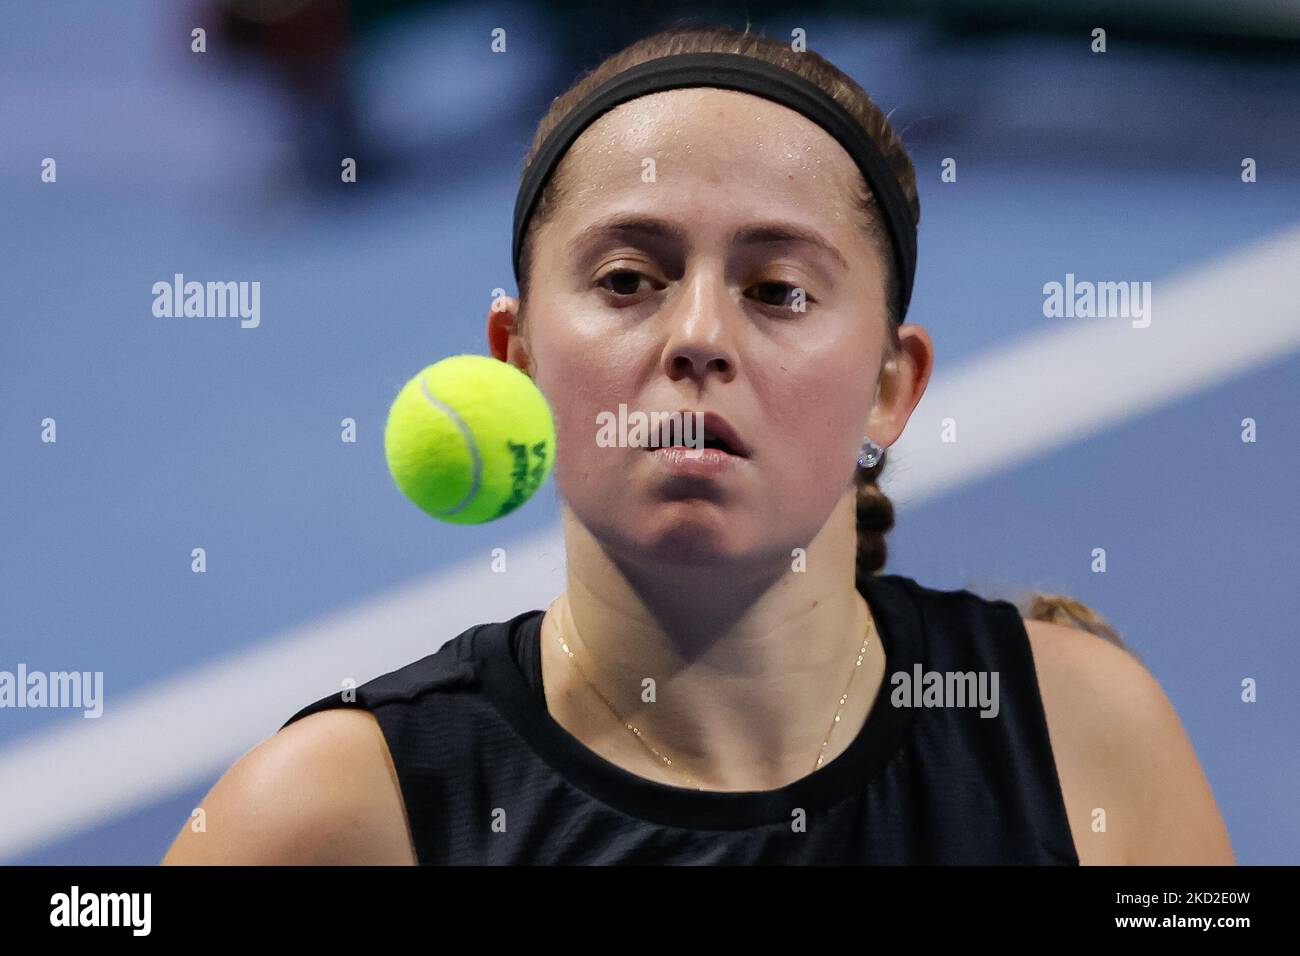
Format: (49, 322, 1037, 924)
(512, 51, 917, 322)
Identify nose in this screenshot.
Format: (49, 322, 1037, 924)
(660, 269, 738, 385)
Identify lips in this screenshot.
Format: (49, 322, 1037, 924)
(646, 409, 751, 458)
(699, 411, 751, 458)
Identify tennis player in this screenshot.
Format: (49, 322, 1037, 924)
(164, 26, 1234, 865)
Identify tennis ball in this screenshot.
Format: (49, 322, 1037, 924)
(384, 354, 555, 524)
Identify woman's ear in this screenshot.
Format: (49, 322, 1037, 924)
(486, 294, 531, 373)
(867, 324, 933, 446)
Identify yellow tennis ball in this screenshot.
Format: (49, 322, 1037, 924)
(384, 355, 555, 524)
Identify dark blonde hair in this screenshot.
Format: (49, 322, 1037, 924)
(515, 24, 1127, 649)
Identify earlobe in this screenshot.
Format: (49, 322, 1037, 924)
(865, 360, 901, 442)
(868, 329, 933, 444)
(486, 299, 538, 380)
(486, 296, 521, 363)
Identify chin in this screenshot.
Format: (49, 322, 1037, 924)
(636, 505, 756, 565)
(573, 496, 731, 562)
(644, 526, 732, 565)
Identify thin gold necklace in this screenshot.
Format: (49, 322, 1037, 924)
(552, 616, 875, 791)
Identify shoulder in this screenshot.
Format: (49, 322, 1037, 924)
(276, 617, 509, 732)
(162, 706, 417, 865)
(1022, 617, 1235, 865)
(162, 613, 532, 866)
(1022, 616, 1155, 711)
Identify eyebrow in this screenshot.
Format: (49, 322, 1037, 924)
(572, 213, 849, 271)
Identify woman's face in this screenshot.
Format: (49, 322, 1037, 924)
(510, 87, 894, 568)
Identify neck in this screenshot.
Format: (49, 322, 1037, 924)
(539, 492, 886, 791)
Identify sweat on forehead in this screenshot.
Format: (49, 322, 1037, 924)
(514, 51, 917, 319)
(552, 87, 869, 210)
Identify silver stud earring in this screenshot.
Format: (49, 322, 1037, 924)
(857, 436, 884, 469)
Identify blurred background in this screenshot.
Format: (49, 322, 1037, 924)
(2, 0, 1298, 864)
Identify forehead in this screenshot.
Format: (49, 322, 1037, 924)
(548, 87, 867, 233)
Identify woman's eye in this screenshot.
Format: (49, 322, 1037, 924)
(598, 269, 652, 298)
(748, 281, 808, 310)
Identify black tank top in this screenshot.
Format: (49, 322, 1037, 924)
(280, 572, 1079, 864)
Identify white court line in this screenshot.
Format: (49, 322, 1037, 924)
(2, 224, 1298, 862)
(0, 524, 567, 861)
(873, 227, 1300, 509)
(881, 223, 1300, 506)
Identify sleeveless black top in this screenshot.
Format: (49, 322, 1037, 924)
(280, 573, 1079, 864)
